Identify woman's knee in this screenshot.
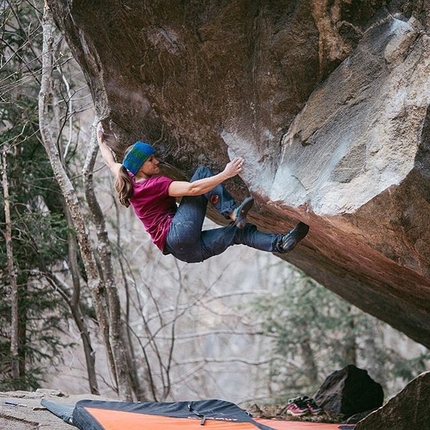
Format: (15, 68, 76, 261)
(191, 166, 213, 181)
(169, 244, 204, 263)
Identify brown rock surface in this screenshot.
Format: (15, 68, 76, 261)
(46, 0, 430, 348)
(355, 371, 430, 429)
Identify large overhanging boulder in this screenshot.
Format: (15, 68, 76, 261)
(46, 0, 430, 348)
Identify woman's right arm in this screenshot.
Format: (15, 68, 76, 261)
(168, 157, 244, 197)
(97, 123, 122, 177)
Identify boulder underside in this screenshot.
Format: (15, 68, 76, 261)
(47, 0, 430, 348)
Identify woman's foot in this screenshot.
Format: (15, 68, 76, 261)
(276, 222, 309, 253)
(231, 196, 254, 228)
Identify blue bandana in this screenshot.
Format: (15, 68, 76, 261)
(123, 141, 155, 175)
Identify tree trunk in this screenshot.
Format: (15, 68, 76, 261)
(345, 308, 357, 366)
(83, 121, 134, 399)
(113, 198, 151, 400)
(1, 147, 20, 383)
(63, 201, 100, 395)
(301, 334, 319, 388)
(39, 4, 132, 400)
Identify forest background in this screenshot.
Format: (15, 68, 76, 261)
(1, 0, 429, 406)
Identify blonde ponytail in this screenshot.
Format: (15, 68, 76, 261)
(115, 166, 133, 207)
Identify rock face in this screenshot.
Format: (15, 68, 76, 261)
(314, 365, 384, 418)
(46, 1, 430, 347)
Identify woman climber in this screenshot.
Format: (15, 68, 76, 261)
(97, 123, 309, 263)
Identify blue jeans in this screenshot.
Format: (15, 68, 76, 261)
(164, 166, 281, 263)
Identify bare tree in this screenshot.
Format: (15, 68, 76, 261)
(38, 3, 133, 400)
(110, 240, 272, 402)
(83, 120, 134, 399)
(1, 146, 20, 381)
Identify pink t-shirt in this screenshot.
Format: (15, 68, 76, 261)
(129, 175, 177, 251)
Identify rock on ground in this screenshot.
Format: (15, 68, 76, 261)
(355, 371, 430, 429)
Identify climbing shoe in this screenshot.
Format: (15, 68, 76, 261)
(233, 196, 254, 229)
(276, 222, 309, 253)
(302, 396, 323, 415)
(284, 397, 309, 416)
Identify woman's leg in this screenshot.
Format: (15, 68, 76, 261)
(165, 166, 237, 262)
(199, 223, 280, 261)
(170, 220, 308, 263)
(192, 166, 237, 217)
(168, 220, 281, 263)
(165, 166, 307, 263)
(199, 222, 309, 262)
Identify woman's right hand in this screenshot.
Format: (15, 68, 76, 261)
(223, 157, 245, 178)
(169, 158, 245, 197)
(97, 122, 104, 140)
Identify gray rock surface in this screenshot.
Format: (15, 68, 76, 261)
(0, 389, 110, 430)
(46, 0, 430, 348)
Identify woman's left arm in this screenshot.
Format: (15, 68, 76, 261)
(97, 123, 122, 177)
